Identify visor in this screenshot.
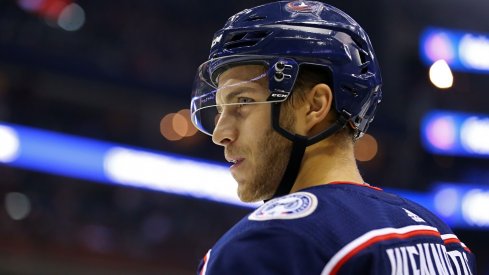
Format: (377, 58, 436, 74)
(190, 55, 298, 136)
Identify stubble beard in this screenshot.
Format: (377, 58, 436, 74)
(237, 110, 295, 202)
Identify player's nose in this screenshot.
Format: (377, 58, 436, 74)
(212, 111, 237, 146)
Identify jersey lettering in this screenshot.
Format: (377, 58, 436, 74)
(386, 243, 473, 275)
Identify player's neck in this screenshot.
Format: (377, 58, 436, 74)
(290, 135, 363, 193)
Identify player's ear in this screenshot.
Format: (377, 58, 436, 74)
(304, 83, 333, 133)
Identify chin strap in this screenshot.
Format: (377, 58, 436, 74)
(271, 134, 307, 198)
(268, 102, 348, 200)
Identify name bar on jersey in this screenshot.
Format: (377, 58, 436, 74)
(321, 225, 473, 275)
(386, 242, 472, 275)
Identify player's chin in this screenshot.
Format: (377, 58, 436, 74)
(237, 183, 272, 202)
(237, 185, 254, 202)
(237, 184, 261, 202)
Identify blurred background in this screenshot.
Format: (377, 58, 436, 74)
(0, 0, 488, 274)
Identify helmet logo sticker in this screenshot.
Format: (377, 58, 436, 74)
(285, 1, 322, 14)
(249, 192, 318, 221)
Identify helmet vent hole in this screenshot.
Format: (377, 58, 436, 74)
(224, 31, 271, 50)
(245, 15, 267, 22)
(229, 33, 247, 42)
(357, 51, 369, 74)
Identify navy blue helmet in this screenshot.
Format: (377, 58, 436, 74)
(191, 0, 382, 139)
(190, 1, 383, 198)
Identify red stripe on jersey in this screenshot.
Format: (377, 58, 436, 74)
(328, 181, 383, 191)
(442, 235, 472, 253)
(331, 229, 440, 275)
(444, 237, 460, 245)
(321, 225, 441, 275)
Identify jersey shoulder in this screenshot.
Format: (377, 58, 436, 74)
(304, 183, 476, 274)
(199, 192, 329, 274)
(199, 184, 476, 275)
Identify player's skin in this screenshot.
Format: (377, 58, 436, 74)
(212, 64, 365, 202)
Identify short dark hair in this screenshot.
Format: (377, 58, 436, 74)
(288, 64, 333, 106)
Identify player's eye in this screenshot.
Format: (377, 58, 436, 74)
(237, 97, 254, 106)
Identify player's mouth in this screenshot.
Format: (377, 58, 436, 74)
(228, 158, 245, 170)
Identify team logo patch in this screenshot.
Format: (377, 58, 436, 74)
(249, 192, 318, 221)
(285, 1, 321, 13)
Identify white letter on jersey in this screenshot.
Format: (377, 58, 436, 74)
(386, 243, 474, 275)
(447, 250, 473, 275)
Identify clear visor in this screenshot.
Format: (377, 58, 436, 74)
(190, 56, 290, 136)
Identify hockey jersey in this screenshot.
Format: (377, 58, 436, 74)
(197, 182, 476, 274)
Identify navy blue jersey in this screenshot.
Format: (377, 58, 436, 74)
(197, 182, 476, 274)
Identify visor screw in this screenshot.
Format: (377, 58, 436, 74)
(275, 62, 286, 71)
(274, 72, 284, 82)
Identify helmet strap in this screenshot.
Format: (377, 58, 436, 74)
(268, 102, 348, 200)
(271, 133, 307, 199)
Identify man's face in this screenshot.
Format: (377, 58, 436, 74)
(212, 65, 295, 202)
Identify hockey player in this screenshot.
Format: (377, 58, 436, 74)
(190, 1, 477, 274)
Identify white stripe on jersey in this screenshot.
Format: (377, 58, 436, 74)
(321, 225, 440, 275)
